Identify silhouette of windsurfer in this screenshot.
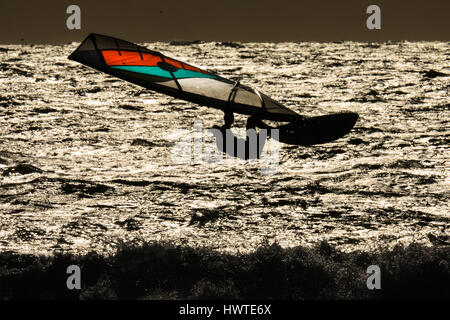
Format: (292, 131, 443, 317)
(209, 111, 270, 160)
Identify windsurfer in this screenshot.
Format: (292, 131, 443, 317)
(210, 113, 270, 160)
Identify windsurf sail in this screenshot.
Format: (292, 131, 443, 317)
(68, 34, 300, 121)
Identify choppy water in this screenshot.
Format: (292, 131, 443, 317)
(0, 41, 449, 255)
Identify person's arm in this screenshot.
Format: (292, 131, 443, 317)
(246, 116, 272, 131)
(223, 111, 234, 129)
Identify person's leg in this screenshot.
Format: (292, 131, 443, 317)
(245, 116, 268, 159)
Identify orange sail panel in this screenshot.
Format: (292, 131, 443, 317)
(101, 50, 208, 75)
(102, 50, 161, 66)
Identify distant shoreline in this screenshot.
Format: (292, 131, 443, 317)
(1, 40, 449, 46)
